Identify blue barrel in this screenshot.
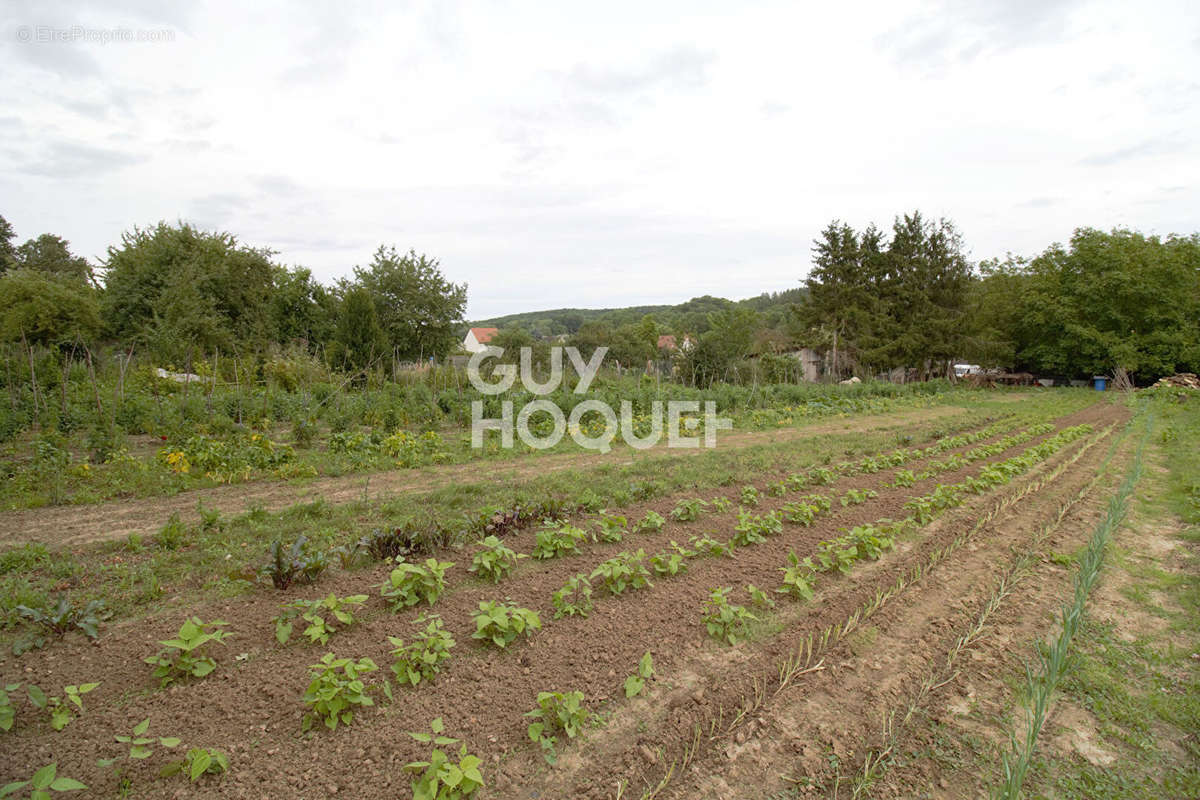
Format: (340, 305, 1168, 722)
(1093, 377, 1107, 391)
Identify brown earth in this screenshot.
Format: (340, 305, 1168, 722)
(0, 401, 1123, 799)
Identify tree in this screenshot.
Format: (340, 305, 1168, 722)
(1014, 228, 1200, 379)
(102, 222, 276, 359)
(802, 221, 869, 378)
(0, 215, 17, 274)
(331, 287, 387, 371)
(270, 265, 336, 348)
(353, 246, 467, 361)
(0, 270, 101, 346)
(15, 234, 94, 285)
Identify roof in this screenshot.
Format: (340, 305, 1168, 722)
(469, 327, 499, 343)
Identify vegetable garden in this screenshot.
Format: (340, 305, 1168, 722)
(1, 387, 1196, 799)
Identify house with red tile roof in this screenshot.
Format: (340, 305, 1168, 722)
(463, 327, 499, 353)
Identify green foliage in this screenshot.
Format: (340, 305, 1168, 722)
(0, 763, 87, 798)
(892, 468, 916, 487)
(472, 600, 541, 648)
(747, 584, 776, 608)
(632, 510, 665, 533)
(404, 717, 485, 800)
(468, 536, 525, 583)
(689, 534, 734, 558)
(388, 614, 455, 688)
(160, 747, 229, 782)
(525, 690, 590, 764)
(144, 617, 231, 687)
(274, 593, 368, 645)
(26, 683, 99, 732)
(670, 498, 707, 522)
(104, 717, 181, 763)
(301, 654, 378, 731)
(777, 552, 815, 602)
(701, 587, 757, 645)
(649, 550, 688, 577)
(808, 467, 837, 485)
(709, 496, 733, 512)
(840, 488, 878, 506)
(589, 549, 653, 595)
(592, 511, 627, 543)
(0, 270, 101, 346)
(623, 651, 655, 698)
(532, 523, 587, 559)
(739, 486, 760, 505)
(0, 683, 20, 732)
(731, 509, 783, 546)
(261, 535, 326, 590)
(13, 596, 107, 652)
(380, 558, 453, 610)
(551, 575, 594, 619)
(353, 246, 467, 361)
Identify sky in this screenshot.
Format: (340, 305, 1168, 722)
(2, 0, 1197, 320)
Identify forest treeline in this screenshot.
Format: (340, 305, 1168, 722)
(1, 211, 1197, 387)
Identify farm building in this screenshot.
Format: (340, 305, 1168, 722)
(462, 327, 499, 353)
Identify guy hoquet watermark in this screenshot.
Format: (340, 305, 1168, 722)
(14, 25, 176, 44)
(468, 346, 731, 453)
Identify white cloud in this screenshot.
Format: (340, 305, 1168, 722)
(1, 0, 1198, 319)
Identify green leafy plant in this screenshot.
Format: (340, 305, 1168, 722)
(731, 509, 783, 546)
(144, 617, 231, 687)
(777, 552, 815, 601)
(892, 469, 916, 488)
(593, 511, 627, 543)
(388, 614, 455, 688)
(632, 510, 665, 533)
(525, 690, 590, 764)
(623, 652, 655, 698)
(688, 534, 734, 558)
(904, 497, 935, 524)
(404, 717, 484, 800)
(468, 536, 525, 583)
(160, 747, 229, 782)
(709, 496, 733, 512)
(261, 535, 326, 590)
(589, 550, 653, 595)
(739, 486, 760, 506)
(649, 550, 688, 576)
(532, 523, 588, 559)
(0, 763, 87, 798)
(301, 654, 379, 731)
(380, 559, 453, 610)
(26, 683, 99, 732)
(551, 575, 594, 619)
(747, 584, 776, 608)
(472, 601, 541, 648)
(701, 587, 757, 645)
(274, 593, 368, 645)
(839, 488, 878, 506)
(765, 480, 788, 497)
(0, 683, 20, 732)
(13, 596, 108, 653)
(808, 467, 836, 485)
(101, 717, 181, 764)
(669, 499, 707, 522)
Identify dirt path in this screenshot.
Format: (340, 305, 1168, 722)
(0, 405, 970, 548)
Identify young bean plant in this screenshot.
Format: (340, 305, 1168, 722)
(301, 654, 379, 732)
(380, 559, 453, 610)
(525, 690, 590, 764)
(551, 575, 594, 619)
(701, 588, 757, 645)
(468, 536, 525, 583)
(404, 717, 484, 800)
(274, 593, 368, 646)
(144, 617, 231, 687)
(26, 683, 99, 732)
(388, 614, 455, 688)
(472, 601, 541, 648)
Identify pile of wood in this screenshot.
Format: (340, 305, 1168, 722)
(1151, 373, 1200, 389)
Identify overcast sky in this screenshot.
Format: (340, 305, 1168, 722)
(2, 0, 1197, 319)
